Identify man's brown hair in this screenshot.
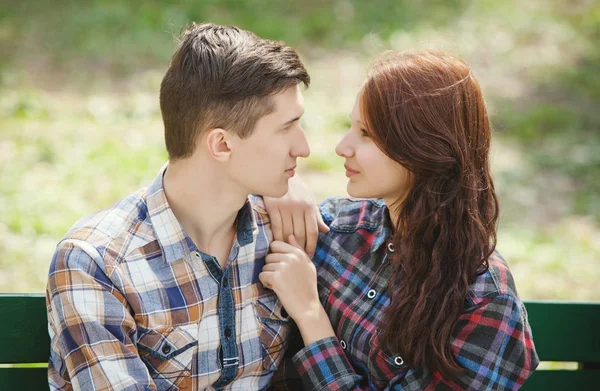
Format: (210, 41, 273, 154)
(160, 23, 310, 159)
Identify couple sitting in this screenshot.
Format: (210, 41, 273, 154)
(46, 23, 538, 390)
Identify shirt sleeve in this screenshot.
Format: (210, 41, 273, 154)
(47, 240, 156, 391)
(291, 294, 538, 391)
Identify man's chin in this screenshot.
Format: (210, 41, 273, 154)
(258, 183, 289, 198)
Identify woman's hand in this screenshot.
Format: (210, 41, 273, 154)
(260, 234, 336, 345)
(259, 235, 321, 321)
(264, 174, 329, 258)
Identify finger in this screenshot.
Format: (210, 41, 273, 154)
(287, 234, 304, 251)
(266, 253, 282, 264)
(270, 240, 297, 255)
(292, 211, 307, 249)
(269, 207, 285, 242)
(305, 212, 318, 258)
(316, 208, 330, 233)
(258, 271, 273, 289)
(281, 208, 294, 242)
(261, 264, 279, 273)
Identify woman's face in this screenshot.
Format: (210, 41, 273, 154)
(335, 93, 411, 204)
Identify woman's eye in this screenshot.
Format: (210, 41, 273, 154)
(361, 129, 370, 137)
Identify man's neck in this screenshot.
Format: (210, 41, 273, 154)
(163, 158, 250, 267)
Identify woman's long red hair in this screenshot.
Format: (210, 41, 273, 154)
(361, 50, 499, 378)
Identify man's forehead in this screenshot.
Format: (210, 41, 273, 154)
(270, 85, 304, 117)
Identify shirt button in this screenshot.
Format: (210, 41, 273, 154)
(367, 289, 377, 299)
(387, 243, 395, 253)
(161, 344, 172, 355)
(224, 327, 232, 338)
(340, 340, 347, 350)
(222, 278, 228, 287)
(394, 356, 404, 366)
(194, 251, 201, 258)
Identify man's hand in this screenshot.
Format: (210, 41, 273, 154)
(264, 174, 329, 258)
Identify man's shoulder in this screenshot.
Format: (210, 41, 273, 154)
(57, 187, 153, 268)
(318, 196, 386, 232)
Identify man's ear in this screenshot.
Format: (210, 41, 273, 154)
(205, 128, 233, 161)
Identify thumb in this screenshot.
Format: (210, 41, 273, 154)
(287, 234, 304, 250)
(317, 213, 330, 233)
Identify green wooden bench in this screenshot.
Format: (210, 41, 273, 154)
(1, 295, 598, 390)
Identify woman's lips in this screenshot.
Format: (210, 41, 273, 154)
(344, 164, 359, 177)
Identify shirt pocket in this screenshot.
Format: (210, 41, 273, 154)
(368, 334, 409, 388)
(253, 293, 292, 371)
(137, 324, 198, 387)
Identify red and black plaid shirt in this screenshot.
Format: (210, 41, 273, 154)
(274, 197, 538, 390)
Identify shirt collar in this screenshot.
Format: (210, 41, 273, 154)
(371, 204, 393, 253)
(146, 162, 257, 264)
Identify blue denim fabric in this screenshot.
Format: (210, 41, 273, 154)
(200, 211, 254, 389)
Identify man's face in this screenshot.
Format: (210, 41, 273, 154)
(227, 85, 310, 197)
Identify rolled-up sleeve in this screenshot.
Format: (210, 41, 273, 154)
(47, 240, 155, 391)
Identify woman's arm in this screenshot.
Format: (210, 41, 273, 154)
(261, 243, 537, 391)
(259, 236, 336, 346)
(290, 294, 538, 391)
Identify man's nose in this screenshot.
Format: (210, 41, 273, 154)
(291, 126, 310, 158)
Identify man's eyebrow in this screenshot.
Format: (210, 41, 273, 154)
(282, 112, 304, 126)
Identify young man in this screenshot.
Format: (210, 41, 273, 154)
(47, 23, 311, 390)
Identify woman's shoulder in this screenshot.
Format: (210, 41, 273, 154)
(319, 196, 387, 232)
(467, 250, 523, 307)
(313, 197, 387, 282)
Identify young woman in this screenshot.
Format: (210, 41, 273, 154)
(260, 49, 539, 390)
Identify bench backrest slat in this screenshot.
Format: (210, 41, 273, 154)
(0, 295, 598, 390)
(524, 301, 600, 363)
(0, 294, 50, 364)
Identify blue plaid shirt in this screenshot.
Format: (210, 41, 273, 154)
(47, 164, 292, 390)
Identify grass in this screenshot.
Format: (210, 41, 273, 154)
(0, 0, 599, 300)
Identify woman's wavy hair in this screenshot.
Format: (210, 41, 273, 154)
(360, 49, 499, 378)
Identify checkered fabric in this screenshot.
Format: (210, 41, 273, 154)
(47, 164, 291, 390)
(284, 197, 539, 390)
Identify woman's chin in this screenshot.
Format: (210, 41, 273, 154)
(346, 183, 374, 199)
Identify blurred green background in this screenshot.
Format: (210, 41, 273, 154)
(0, 0, 598, 299)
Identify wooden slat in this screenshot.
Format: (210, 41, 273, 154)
(524, 301, 600, 363)
(521, 370, 599, 390)
(0, 294, 50, 363)
(0, 367, 48, 389)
